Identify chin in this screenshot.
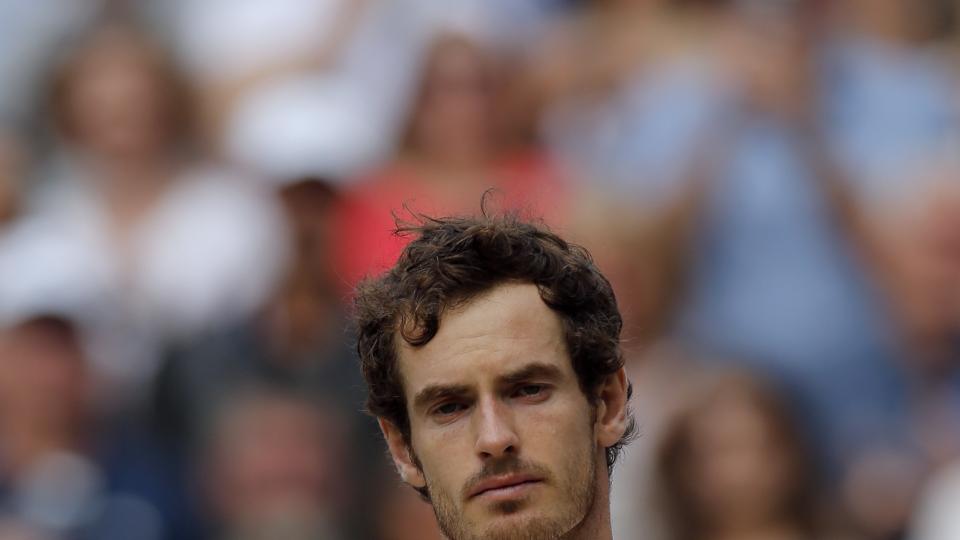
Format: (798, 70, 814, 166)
(475, 507, 572, 540)
(480, 521, 571, 540)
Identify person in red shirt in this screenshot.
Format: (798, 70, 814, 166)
(334, 32, 568, 293)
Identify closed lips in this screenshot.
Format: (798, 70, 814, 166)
(467, 474, 543, 498)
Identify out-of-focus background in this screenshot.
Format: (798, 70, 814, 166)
(0, 0, 957, 538)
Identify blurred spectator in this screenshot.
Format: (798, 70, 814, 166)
(206, 0, 569, 180)
(153, 177, 383, 536)
(674, 1, 911, 480)
(199, 387, 351, 540)
(40, 21, 287, 334)
(867, 179, 960, 366)
(529, 0, 733, 203)
(823, 0, 960, 203)
(0, 314, 196, 540)
(839, 179, 960, 540)
(333, 32, 570, 289)
(18, 21, 287, 407)
(813, 3, 960, 535)
(654, 372, 850, 540)
(609, 343, 708, 540)
(152, 177, 366, 434)
(522, 0, 735, 348)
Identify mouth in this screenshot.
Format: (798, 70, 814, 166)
(467, 474, 544, 500)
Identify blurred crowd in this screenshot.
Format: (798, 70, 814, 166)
(0, 0, 958, 539)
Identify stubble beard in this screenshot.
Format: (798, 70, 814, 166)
(417, 444, 599, 540)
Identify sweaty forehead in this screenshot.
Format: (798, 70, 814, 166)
(396, 283, 570, 390)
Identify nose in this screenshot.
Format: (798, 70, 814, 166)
(473, 396, 519, 459)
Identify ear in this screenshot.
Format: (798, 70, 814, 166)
(378, 418, 427, 489)
(595, 367, 630, 448)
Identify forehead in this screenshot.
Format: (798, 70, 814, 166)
(397, 283, 571, 393)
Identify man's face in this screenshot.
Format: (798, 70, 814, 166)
(383, 283, 603, 540)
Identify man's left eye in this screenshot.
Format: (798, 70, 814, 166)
(434, 402, 465, 416)
(516, 385, 544, 397)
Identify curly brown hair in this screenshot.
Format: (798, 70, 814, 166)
(354, 212, 635, 471)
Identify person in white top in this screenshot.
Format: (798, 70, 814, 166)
(9, 21, 287, 406)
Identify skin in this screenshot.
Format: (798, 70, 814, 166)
(380, 283, 629, 540)
(207, 396, 345, 537)
(58, 29, 181, 240)
(0, 323, 89, 475)
(411, 37, 494, 169)
(684, 394, 796, 540)
(64, 35, 172, 164)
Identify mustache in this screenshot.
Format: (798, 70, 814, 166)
(460, 456, 551, 499)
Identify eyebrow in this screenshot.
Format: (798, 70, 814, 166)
(412, 362, 564, 413)
(496, 362, 564, 389)
(413, 384, 473, 413)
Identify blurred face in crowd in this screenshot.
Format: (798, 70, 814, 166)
(660, 379, 809, 535)
(380, 283, 629, 540)
(409, 35, 496, 164)
(278, 181, 337, 281)
(208, 394, 345, 537)
(56, 27, 181, 162)
(879, 179, 960, 359)
(685, 390, 795, 526)
(269, 181, 339, 354)
(0, 318, 88, 432)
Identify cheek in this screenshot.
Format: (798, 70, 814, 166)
(412, 421, 475, 494)
(526, 399, 590, 437)
(516, 393, 598, 473)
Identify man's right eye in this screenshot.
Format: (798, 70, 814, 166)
(433, 402, 465, 417)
